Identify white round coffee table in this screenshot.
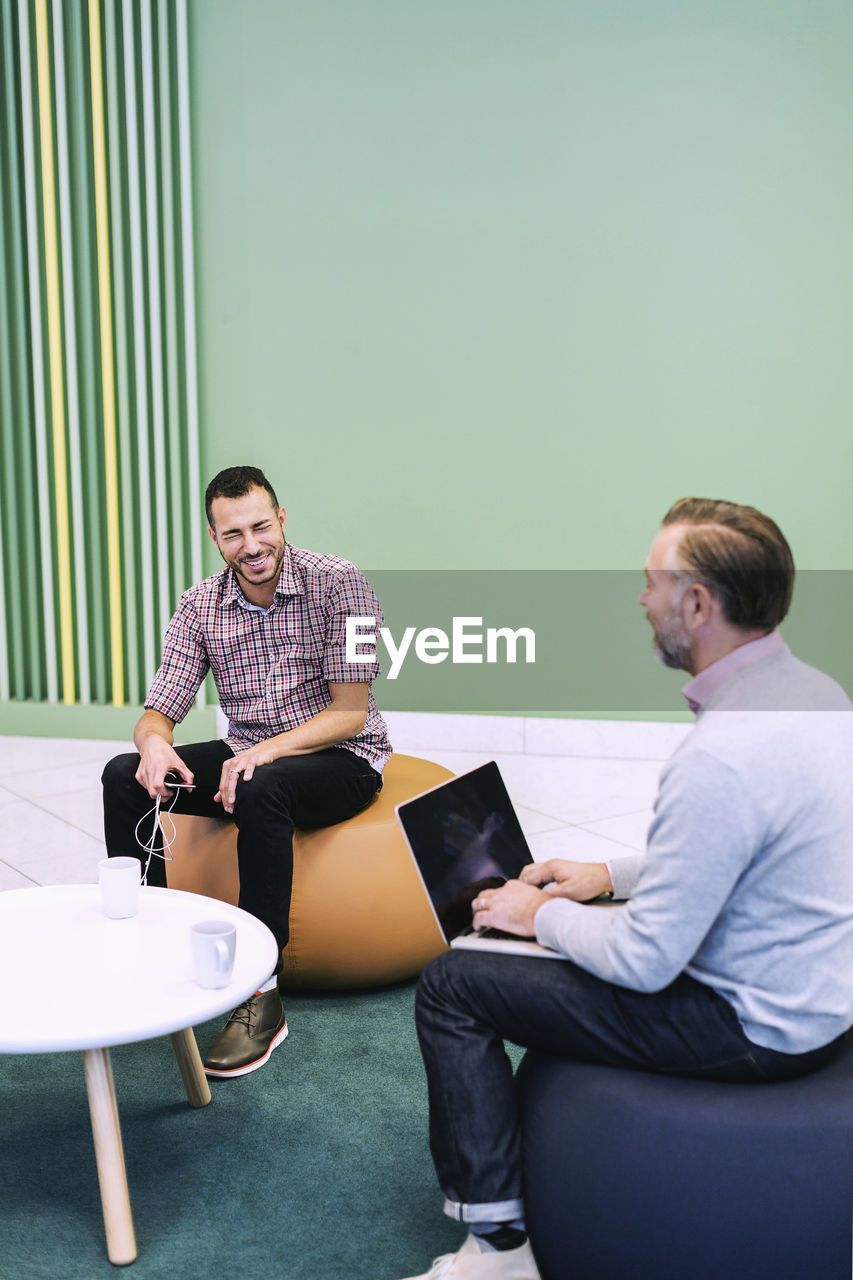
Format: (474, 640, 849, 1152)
(0, 884, 278, 1265)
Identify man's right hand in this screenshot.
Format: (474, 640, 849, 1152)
(135, 737, 194, 800)
(519, 858, 612, 902)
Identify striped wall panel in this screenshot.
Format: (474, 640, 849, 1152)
(0, 0, 202, 710)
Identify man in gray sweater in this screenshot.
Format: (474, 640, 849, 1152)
(400, 498, 853, 1280)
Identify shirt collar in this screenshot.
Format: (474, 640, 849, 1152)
(681, 630, 785, 714)
(220, 543, 304, 610)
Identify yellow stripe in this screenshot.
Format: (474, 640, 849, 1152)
(88, 0, 124, 705)
(34, 0, 75, 704)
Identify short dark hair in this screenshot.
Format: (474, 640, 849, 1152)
(205, 466, 280, 529)
(661, 497, 795, 631)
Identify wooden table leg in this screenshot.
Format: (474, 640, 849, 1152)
(169, 1027, 211, 1108)
(83, 1047, 137, 1266)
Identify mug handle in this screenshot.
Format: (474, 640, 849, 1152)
(215, 939, 229, 974)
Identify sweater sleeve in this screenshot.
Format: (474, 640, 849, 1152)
(534, 747, 761, 991)
(605, 854, 643, 900)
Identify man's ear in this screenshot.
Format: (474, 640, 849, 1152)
(683, 581, 715, 632)
(207, 524, 217, 544)
(278, 507, 287, 533)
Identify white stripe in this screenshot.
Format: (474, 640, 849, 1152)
(121, 0, 155, 681)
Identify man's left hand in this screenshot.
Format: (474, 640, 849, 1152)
(471, 880, 548, 938)
(215, 742, 279, 812)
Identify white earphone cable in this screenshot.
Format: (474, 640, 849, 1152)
(134, 780, 195, 885)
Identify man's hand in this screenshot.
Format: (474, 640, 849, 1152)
(215, 742, 280, 813)
(133, 709, 192, 800)
(519, 858, 612, 902)
(135, 737, 194, 800)
(471, 880, 549, 938)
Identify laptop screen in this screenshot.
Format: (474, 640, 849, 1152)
(395, 762, 533, 939)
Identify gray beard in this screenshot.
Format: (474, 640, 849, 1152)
(652, 633, 693, 673)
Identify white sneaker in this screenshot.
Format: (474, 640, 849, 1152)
(398, 1233, 542, 1279)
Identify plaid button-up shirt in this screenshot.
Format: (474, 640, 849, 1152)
(145, 544, 391, 770)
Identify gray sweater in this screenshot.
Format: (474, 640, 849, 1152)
(535, 647, 853, 1054)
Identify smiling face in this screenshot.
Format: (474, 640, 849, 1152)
(639, 523, 695, 672)
(208, 486, 287, 605)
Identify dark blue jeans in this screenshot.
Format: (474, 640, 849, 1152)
(415, 948, 843, 1223)
(102, 741, 382, 972)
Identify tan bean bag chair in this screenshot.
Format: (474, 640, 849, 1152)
(166, 753, 451, 988)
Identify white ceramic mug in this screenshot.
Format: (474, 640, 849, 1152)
(98, 857, 141, 919)
(191, 920, 237, 988)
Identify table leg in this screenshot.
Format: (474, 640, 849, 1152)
(83, 1047, 137, 1266)
(169, 1027, 211, 1108)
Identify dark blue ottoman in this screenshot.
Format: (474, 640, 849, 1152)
(518, 1035, 853, 1280)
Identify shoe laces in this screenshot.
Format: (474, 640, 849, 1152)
(225, 996, 257, 1030)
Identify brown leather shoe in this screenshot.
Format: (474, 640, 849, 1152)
(203, 988, 289, 1078)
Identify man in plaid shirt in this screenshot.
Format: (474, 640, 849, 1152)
(102, 465, 391, 1078)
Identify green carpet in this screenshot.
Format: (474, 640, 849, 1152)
(0, 982, 468, 1279)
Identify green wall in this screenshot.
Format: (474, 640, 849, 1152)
(189, 0, 853, 576)
(6, 1, 850, 734)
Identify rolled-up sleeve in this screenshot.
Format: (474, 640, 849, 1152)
(322, 566, 383, 684)
(144, 595, 210, 724)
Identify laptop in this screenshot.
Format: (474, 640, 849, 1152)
(395, 760, 569, 960)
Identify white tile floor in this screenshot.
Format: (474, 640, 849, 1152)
(0, 715, 687, 892)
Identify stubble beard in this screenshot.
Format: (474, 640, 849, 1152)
(651, 594, 695, 673)
(233, 537, 286, 591)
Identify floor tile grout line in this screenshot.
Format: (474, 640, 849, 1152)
(528, 827, 647, 857)
(573, 830, 647, 854)
(412, 748, 671, 763)
(581, 806, 655, 826)
(507, 752, 671, 764)
(0, 753, 121, 785)
(519, 802, 655, 831)
(0, 859, 40, 887)
(5, 795, 106, 846)
(522, 822, 574, 837)
(567, 819, 650, 842)
(0, 781, 105, 803)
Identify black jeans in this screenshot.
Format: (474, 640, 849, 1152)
(415, 948, 844, 1224)
(102, 741, 382, 971)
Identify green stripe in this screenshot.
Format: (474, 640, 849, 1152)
(0, 0, 26, 700)
(52, 0, 91, 704)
